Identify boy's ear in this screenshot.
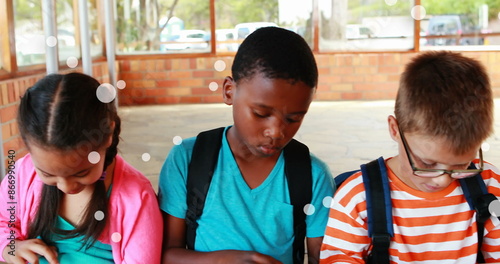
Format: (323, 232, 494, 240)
(223, 76, 235, 105)
(388, 115, 400, 142)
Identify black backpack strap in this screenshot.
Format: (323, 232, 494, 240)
(459, 170, 498, 263)
(185, 127, 225, 250)
(361, 157, 393, 264)
(283, 139, 312, 264)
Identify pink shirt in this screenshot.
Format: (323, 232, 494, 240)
(0, 154, 163, 263)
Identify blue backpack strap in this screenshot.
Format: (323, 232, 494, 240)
(459, 169, 498, 263)
(361, 157, 392, 264)
(185, 127, 225, 250)
(335, 169, 360, 187)
(283, 139, 312, 264)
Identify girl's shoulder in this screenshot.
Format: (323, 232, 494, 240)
(110, 155, 157, 197)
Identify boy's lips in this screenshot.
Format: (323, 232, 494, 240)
(259, 145, 281, 155)
(423, 183, 442, 192)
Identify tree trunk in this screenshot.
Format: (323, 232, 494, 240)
(329, 0, 347, 40)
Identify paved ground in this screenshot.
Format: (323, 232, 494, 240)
(118, 99, 500, 191)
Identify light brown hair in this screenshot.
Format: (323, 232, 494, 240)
(395, 51, 493, 154)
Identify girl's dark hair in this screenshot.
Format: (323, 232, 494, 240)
(231, 26, 318, 88)
(19, 72, 121, 247)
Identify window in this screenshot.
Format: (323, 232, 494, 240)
(115, 0, 313, 54)
(89, 0, 103, 57)
(115, 0, 211, 54)
(421, 1, 500, 50)
(319, 0, 415, 52)
(3, 0, 500, 72)
(57, 0, 80, 63)
(215, 0, 312, 52)
(14, 0, 45, 67)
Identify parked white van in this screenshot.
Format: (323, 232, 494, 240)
(234, 22, 278, 39)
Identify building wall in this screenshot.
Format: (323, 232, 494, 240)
(116, 52, 500, 105)
(1, 52, 500, 167)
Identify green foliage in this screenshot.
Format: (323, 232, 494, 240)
(353, 0, 410, 15)
(216, 0, 279, 29)
(347, 0, 412, 24)
(14, 0, 41, 21)
(174, 0, 210, 29)
(422, 0, 500, 20)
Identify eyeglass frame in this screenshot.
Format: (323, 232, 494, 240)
(398, 127, 483, 179)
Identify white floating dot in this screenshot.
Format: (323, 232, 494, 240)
(411, 5, 426, 21)
(142, 153, 151, 162)
(111, 232, 122, 243)
(173, 136, 183, 145)
(384, 0, 397, 6)
(96, 83, 117, 103)
(88, 151, 100, 164)
(482, 142, 491, 152)
(116, 80, 126, 90)
(94, 210, 105, 221)
(498, 12, 500, 20)
(208, 82, 219, 91)
(489, 199, 500, 217)
(214, 60, 226, 72)
(322, 196, 333, 208)
(303, 204, 316, 215)
(66, 56, 78, 68)
(46, 36, 57, 47)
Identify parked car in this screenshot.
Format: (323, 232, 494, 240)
(216, 28, 238, 52)
(426, 14, 483, 46)
(346, 24, 374, 39)
(160, 29, 210, 51)
(234, 22, 278, 39)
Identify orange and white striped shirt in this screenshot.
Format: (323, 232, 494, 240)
(320, 159, 500, 264)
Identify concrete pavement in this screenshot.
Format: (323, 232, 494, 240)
(118, 99, 500, 191)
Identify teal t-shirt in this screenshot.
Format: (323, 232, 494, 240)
(158, 126, 335, 264)
(37, 217, 113, 264)
(38, 186, 114, 264)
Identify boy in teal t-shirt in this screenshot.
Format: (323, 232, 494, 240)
(158, 27, 335, 264)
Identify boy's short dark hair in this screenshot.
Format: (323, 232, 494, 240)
(395, 51, 493, 154)
(231, 26, 318, 88)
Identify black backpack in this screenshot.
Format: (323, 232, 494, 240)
(185, 127, 312, 264)
(335, 157, 498, 264)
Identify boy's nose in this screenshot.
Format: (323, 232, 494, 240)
(431, 173, 454, 188)
(264, 118, 285, 139)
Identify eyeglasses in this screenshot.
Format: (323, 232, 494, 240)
(399, 128, 483, 179)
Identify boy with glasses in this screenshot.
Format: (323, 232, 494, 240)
(320, 51, 500, 263)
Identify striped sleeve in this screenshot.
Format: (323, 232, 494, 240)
(320, 171, 369, 264)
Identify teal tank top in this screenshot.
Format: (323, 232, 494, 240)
(37, 186, 114, 264)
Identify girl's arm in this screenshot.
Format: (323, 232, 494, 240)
(0, 163, 58, 264)
(117, 186, 164, 263)
(162, 213, 282, 264)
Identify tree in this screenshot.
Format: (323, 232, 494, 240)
(422, 0, 500, 21)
